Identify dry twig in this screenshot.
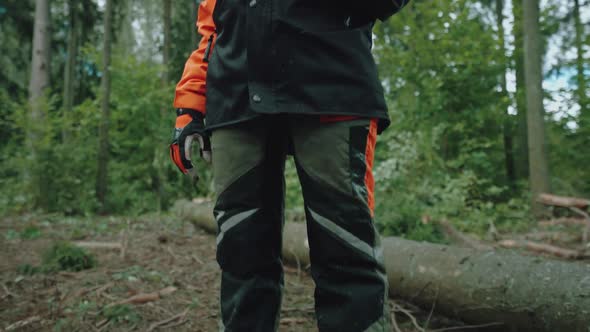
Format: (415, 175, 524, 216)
(438, 219, 492, 250)
(5, 316, 42, 331)
(393, 302, 425, 332)
(430, 321, 504, 331)
(389, 302, 403, 332)
(147, 308, 189, 332)
(108, 286, 177, 307)
(1, 283, 16, 299)
(498, 239, 586, 259)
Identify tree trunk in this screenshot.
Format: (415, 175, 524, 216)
(62, 0, 79, 141)
(383, 237, 590, 332)
(163, 0, 171, 84)
(573, 0, 588, 123)
(152, 0, 172, 212)
(96, 0, 114, 213)
(495, 0, 516, 186)
(523, 0, 550, 216)
(175, 200, 590, 332)
(29, 0, 51, 209)
(29, 0, 51, 106)
(511, 0, 529, 180)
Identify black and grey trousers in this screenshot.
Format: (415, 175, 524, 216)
(210, 115, 389, 332)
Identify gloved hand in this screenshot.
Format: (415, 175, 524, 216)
(169, 108, 211, 182)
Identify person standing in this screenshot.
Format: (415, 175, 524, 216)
(170, 1, 410, 331)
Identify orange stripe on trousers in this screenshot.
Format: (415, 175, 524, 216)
(364, 119, 378, 217)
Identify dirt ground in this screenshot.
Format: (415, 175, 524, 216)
(0, 214, 459, 332)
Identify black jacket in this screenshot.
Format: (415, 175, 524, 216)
(174, 0, 410, 133)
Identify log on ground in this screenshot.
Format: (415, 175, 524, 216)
(174, 200, 590, 332)
(538, 193, 590, 209)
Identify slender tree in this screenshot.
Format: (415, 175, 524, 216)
(29, 0, 51, 118)
(522, 0, 551, 215)
(512, 0, 529, 180)
(62, 0, 80, 140)
(96, 0, 114, 213)
(163, 0, 171, 83)
(495, 0, 516, 186)
(29, 0, 51, 209)
(153, 0, 172, 211)
(573, 0, 588, 119)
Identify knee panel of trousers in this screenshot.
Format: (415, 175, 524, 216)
(214, 170, 284, 275)
(211, 126, 266, 196)
(215, 210, 283, 276)
(291, 120, 374, 213)
(297, 166, 376, 247)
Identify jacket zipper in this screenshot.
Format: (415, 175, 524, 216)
(203, 33, 215, 63)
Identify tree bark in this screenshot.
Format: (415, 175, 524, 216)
(62, 0, 79, 141)
(523, 0, 551, 216)
(495, 0, 516, 186)
(163, 0, 171, 84)
(29, 0, 51, 209)
(384, 237, 590, 332)
(573, 0, 588, 119)
(153, 0, 172, 211)
(511, 0, 529, 180)
(96, 0, 114, 213)
(29, 0, 51, 107)
(175, 200, 590, 332)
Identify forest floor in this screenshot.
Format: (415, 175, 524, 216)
(0, 214, 461, 332)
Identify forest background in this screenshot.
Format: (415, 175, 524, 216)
(1, 0, 588, 243)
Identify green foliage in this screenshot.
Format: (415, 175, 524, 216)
(17, 263, 40, 276)
(102, 304, 141, 325)
(373, 121, 532, 242)
(285, 157, 304, 213)
(41, 241, 96, 272)
(0, 44, 208, 215)
(20, 226, 42, 239)
(4, 226, 43, 240)
(112, 265, 172, 285)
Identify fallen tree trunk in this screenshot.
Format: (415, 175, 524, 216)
(174, 200, 590, 332)
(538, 193, 590, 209)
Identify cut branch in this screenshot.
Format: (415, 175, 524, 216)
(108, 286, 177, 307)
(539, 218, 588, 227)
(74, 241, 122, 250)
(537, 193, 590, 209)
(146, 308, 189, 332)
(432, 218, 492, 250)
(497, 239, 585, 259)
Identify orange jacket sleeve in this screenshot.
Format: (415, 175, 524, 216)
(173, 0, 217, 114)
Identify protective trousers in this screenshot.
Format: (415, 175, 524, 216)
(211, 115, 389, 332)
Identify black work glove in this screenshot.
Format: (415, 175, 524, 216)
(169, 108, 211, 183)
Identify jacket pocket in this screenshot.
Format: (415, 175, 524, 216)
(203, 33, 215, 63)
